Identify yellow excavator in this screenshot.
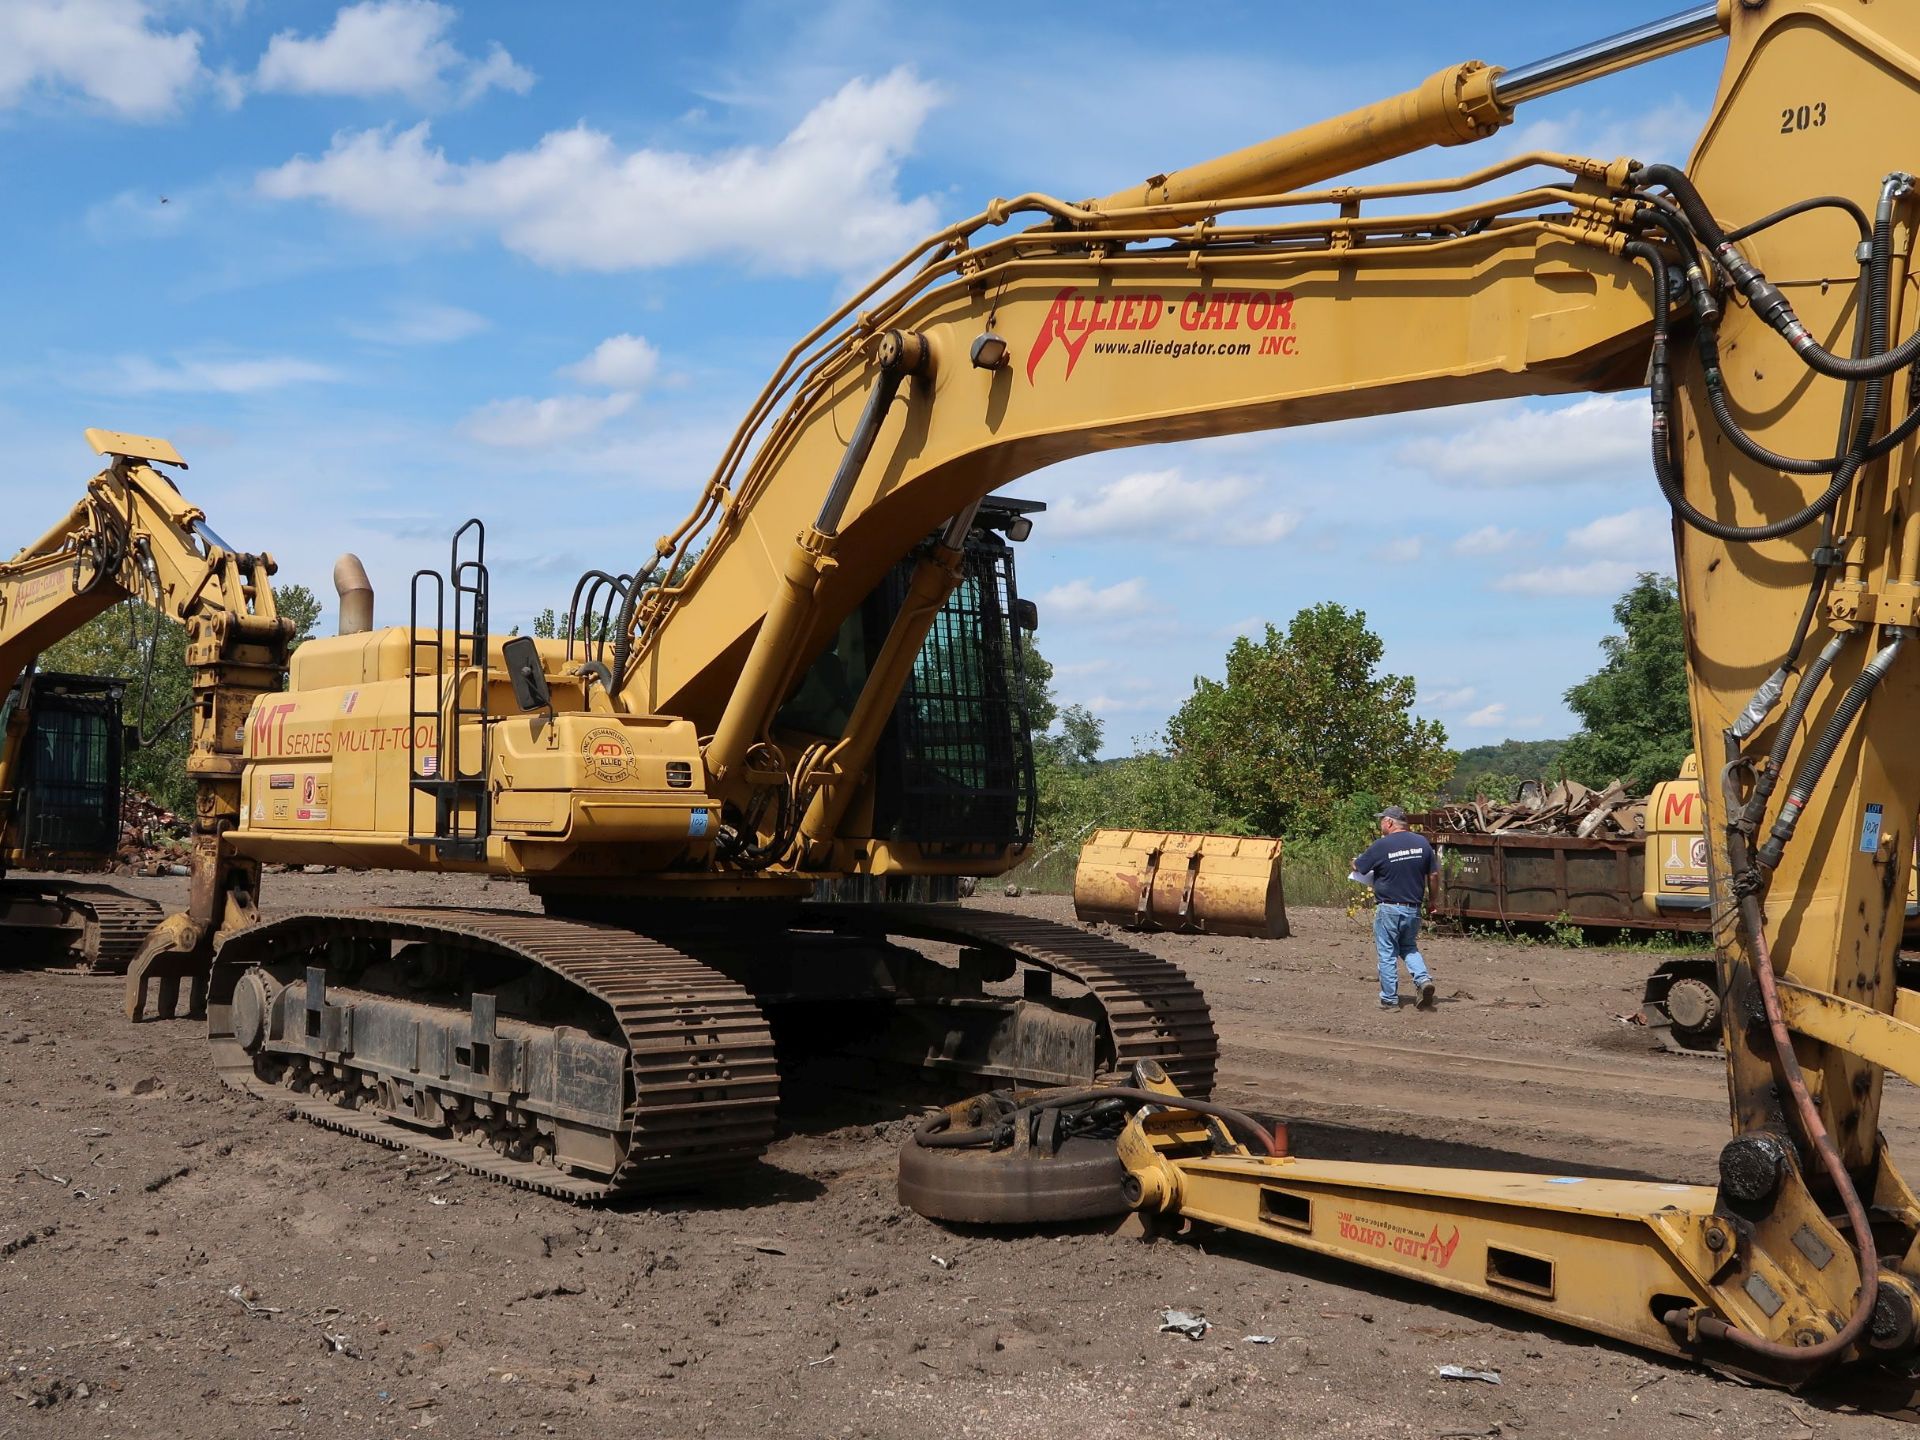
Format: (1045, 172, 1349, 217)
(0, 430, 291, 992)
(133, 0, 1920, 1388)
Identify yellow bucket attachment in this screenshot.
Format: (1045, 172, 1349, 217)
(1073, 830, 1288, 938)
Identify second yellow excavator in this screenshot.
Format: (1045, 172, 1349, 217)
(128, 0, 1920, 1388)
(0, 431, 289, 985)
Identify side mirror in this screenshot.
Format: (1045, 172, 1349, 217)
(1013, 599, 1039, 633)
(501, 635, 551, 713)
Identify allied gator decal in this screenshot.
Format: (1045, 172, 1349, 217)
(1027, 287, 1299, 383)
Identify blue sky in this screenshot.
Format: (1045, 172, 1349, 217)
(0, 1, 1722, 754)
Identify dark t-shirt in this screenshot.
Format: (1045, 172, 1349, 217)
(1354, 829, 1439, 908)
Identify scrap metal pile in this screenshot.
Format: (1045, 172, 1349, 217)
(1422, 778, 1646, 840)
(117, 792, 190, 875)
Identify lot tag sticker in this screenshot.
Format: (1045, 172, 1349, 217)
(1862, 803, 1885, 853)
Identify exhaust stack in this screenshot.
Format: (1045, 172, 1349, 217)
(333, 554, 374, 635)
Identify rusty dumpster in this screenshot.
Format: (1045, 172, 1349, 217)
(1418, 826, 1704, 932)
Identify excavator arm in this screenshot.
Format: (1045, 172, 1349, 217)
(0, 429, 292, 1014)
(595, 0, 1920, 1383)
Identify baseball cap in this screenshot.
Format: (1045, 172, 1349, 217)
(1375, 805, 1409, 822)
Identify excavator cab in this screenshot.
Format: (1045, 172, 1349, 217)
(0, 668, 161, 972)
(778, 496, 1043, 859)
(1, 671, 128, 872)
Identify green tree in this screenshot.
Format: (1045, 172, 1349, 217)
(1040, 703, 1103, 766)
(1559, 573, 1692, 793)
(1444, 737, 1570, 800)
(36, 581, 322, 814)
(1016, 636, 1056, 738)
(1164, 603, 1452, 839)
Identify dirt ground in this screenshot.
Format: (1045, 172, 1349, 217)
(3, 875, 1918, 1440)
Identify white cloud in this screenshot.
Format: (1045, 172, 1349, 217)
(1566, 506, 1672, 565)
(254, 1, 531, 106)
(561, 334, 660, 391)
(1408, 394, 1651, 488)
(463, 393, 634, 448)
(1492, 559, 1642, 597)
(1083, 692, 1167, 715)
(1054, 659, 1113, 678)
(1218, 616, 1265, 639)
(1421, 686, 1477, 712)
(457, 42, 533, 105)
(1501, 99, 1705, 173)
(346, 300, 488, 345)
(1046, 467, 1298, 546)
(256, 69, 942, 275)
(0, 0, 204, 120)
(1381, 536, 1423, 565)
(103, 353, 340, 394)
(1464, 702, 1508, 728)
(1452, 525, 1523, 557)
(1488, 507, 1672, 598)
(1036, 577, 1149, 623)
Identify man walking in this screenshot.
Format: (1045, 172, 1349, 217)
(1352, 806, 1439, 1011)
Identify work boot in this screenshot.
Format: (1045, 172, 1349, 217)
(1416, 982, 1436, 1011)
(1378, 998, 1398, 1011)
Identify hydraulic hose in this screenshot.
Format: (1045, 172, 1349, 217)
(1757, 634, 1905, 869)
(1634, 227, 1885, 542)
(1737, 630, 1853, 830)
(1724, 195, 1872, 246)
(1641, 163, 1920, 382)
(1636, 245, 1857, 542)
(605, 550, 666, 701)
(1665, 761, 1882, 1367)
(1686, 172, 1890, 479)
(563, 569, 625, 663)
(1771, 522, 1834, 681)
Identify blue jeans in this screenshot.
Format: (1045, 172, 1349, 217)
(1374, 903, 1431, 1004)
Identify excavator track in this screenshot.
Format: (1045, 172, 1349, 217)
(0, 880, 163, 974)
(207, 907, 780, 1202)
(797, 903, 1219, 1098)
(59, 885, 166, 974)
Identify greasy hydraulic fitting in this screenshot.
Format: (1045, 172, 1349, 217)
(1719, 1133, 1792, 1207)
(1870, 1277, 1920, 1354)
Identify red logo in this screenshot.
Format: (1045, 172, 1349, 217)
(1335, 1213, 1462, 1269)
(1026, 286, 1298, 384)
(1028, 288, 1166, 382)
(1400, 1223, 1462, 1269)
(1662, 792, 1696, 826)
(249, 700, 297, 755)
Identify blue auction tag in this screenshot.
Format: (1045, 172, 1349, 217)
(689, 809, 709, 838)
(1861, 803, 1885, 853)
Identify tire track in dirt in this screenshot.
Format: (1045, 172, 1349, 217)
(1208, 1024, 1920, 1180)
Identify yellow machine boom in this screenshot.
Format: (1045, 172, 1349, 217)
(168, 0, 1920, 1386)
(0, 431, 290, 988)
